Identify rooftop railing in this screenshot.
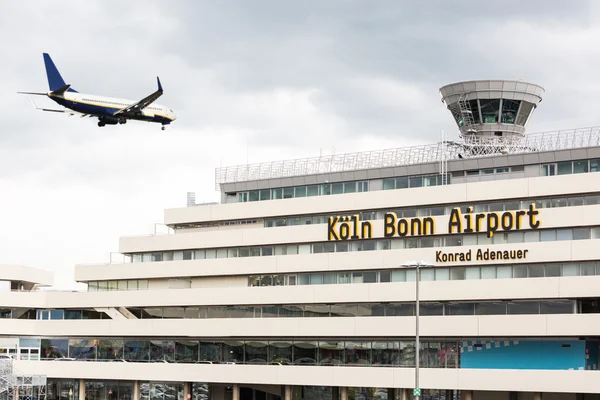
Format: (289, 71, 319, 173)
(214, 126, 600, 189)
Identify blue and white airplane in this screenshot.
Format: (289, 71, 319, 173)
(19, 53, 176, 130)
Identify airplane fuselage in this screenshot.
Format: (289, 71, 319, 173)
(49, 92, 176, 125)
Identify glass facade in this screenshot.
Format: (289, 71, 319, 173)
(235, 180, 370, 203)
(88, 280, 148, 292)
(248, 261, 600, 287)
(47, 379, 79, 400)
(542, 158, 600, 176)
(33, 337, 461, 367)
(140, 382, 183, 400)
(86, 381, 134, 400)
(450, 98, 534, 127)
(118, 300, 579, 320)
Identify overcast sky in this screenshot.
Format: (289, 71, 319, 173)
(1, 1, 599, 289)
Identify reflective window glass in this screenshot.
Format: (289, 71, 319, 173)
(545, 264, 561, 277)
(528, 265, 544, 278)
(465, 268, 480, 280)
(248, 191, 259, 202)
(475, 302, 506, 315)
(573, 228, 590, 240)
(557, 161, 572, 175)
(516, 102, 534, 125)
(496, 266, 512, 279)
(283, 187, 294, 198)
(568, 197, 584, 206)
(481, 267, 496, 279)
(420, 303, 443, 315)
(383, 178, 395, 190)
(513, 265, 527, 278)
(524, 231, 540, 242)
(420, 269, 434, 281)
(379, 271, 391, 283)
(542, 164, 556, 176)
(585, 195, 600, 205)
(508, 301, 540, 315)
(332, 183, 344, 194)
(573, 160, 588, 174)
(446, 303, 474, 316)
(409, 176, 423, 188)
(295, 186, 307, 198)
(343, 182, 356, 193)
(540, 301, 574, 314)
(501, 99, 520, 123)
(450, 268, 465, 280)
(562, 263, 578, 276)
(480, 99, 500, 123)
(396, 176, 409, 188)
(580, 263, 596, 276)
(363, 271, 377, 283)
(540, 230, 556, 242)
(435, 268, 450, 281)
(556, 229, 573, 241)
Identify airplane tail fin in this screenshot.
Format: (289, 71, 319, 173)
(43, 53, 78, 93)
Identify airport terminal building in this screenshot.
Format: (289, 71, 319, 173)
(3, 80, 600, 400)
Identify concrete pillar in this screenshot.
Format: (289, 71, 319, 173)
(184, 382, 192, 400)
(233, 384, 240, 400)
(78, 379, 86, 400)
(133, 381, 141, 400)
(340, 387, 348, 400)
(533, 393, 542, 400)
(281, 385, 292, 400)
(399, 389, 408, 400)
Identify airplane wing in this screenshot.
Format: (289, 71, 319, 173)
(113, 77, 163, 116)
(29, 99, 90, 117)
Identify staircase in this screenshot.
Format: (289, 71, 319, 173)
(457, 92, 477, 134)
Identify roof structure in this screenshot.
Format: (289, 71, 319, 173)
(214, 125, 600, 189)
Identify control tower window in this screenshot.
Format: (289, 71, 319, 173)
(479, 99, 500, 123)
(516, 102, 534, 126)
(501, 100, 520, 124)
(468, 100, 481, 124)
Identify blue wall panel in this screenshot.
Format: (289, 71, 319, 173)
(460, 340, 585, 370)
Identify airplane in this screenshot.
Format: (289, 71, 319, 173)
(18, 53, 176, 130)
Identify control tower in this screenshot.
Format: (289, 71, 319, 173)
(439, 80, 544, 141)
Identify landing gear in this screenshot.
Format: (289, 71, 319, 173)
(161, 125, 166, 131)
(118, 117, 127, 125)
(98, 121, 105, 127)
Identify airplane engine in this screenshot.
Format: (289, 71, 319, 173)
(98, 116, 120, 127)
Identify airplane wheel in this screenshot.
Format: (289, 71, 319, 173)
(161, 126, 166, 131)
(98, 122, 105, 127)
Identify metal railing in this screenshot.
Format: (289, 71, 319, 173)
(214, 126, 600, 189)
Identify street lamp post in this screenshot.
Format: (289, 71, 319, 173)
(402, 260, 435, 400)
